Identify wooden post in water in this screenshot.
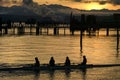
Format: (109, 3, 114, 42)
(57, 28, 59, 35)
(17, 26, 24, 35)
(96, 29, 99, 36)
(64, 28, 66, 35)
(54, 27, 59, 35)
(54, 27, 57, 35)
(30, 25, 32, 35)
(39, 27, 42, 35)
(71, 30, 74, 35)
(80, 30, 83, 51)
(36, 26, 39, 35)
(88, 28, 91, 36)
(13, 27, 15, 35)
(113, 13, 120, 50)
(47, 28, 49, 35)
(106, 27, 109, 36)
(0, 17, 2, 35)
(117, 26, 119, 50)
(4, 27, 8, 34)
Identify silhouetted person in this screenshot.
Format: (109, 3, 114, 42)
(49, 57, 55, 67)
(81, 56, 87, 65)
(34, 57, 40, 68)
(64, 56, 71, 66)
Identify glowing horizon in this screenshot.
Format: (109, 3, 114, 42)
(0, 0, 120, 10)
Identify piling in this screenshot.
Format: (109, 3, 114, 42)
(106, 27, 109, 36)
(4, 28, 8, 34)
(64, 28, 66, 35)
(88, 28, 91, 36)
(54, 27, 57, 35)
(17, 26, 24, 35)
(13, 27, 15, 35)
(47, 28, 49, 35)
(71, 30, 74, 35)
(96, 29, 99, 36)
(80, 30, 83, 51)
(39, 28, 42, 35)
(36, 27, 39, 35)
(30, 26, 32, 35)
(57, 28, 59, 35)
(54, 27, 59, 35)
(0, 17, 2, 35)
(113, 13, 120, 50)
(117, 26, 119, 50)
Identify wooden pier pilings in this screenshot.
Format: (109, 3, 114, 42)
(117, 27, 119, 50)
(113, 13, 120, 50)
(0, 14, 120, 52)
(0, 13, 119, 36)
(80, 30, 83, 51)
(36, 26, 40, 35)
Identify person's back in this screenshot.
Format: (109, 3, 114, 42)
(65, 56, 71, 66)
(49, 57, 55, 67)
(34, 57, 40, 68)
(81, 56, 87, 65)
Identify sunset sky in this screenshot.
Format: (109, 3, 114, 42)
(0, 0, 120, 10)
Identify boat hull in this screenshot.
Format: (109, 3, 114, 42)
(0, 64, 120, 71)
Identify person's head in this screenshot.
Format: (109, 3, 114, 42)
(51, 56, 54, 59)
(83, 56, 86, 58)
(66, 56, 69, 59)
(35, 57, 38, 61)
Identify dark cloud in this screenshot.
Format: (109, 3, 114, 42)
(99, 1, 107, 5)
(73, 0, 82, 2)
(110, 0, 120, 5)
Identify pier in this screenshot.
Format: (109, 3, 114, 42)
(0, 13, 119, 36)
(0, 13, 120, 50)
(0, 15, 70, 35)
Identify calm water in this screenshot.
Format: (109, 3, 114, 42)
(0, 29, 120, 80)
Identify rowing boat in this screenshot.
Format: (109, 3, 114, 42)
(0, 63, 120, 71)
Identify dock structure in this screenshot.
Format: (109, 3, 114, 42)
(0, 13, 120, 36)
(0, 13, 120, 50)
(0, 15, 69, 35)
(69, 13, 120, 50)
(70, 13, 120, 35)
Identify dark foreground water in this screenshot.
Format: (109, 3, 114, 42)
(0, 30, 120, 80)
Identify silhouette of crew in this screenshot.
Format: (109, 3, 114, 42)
(34, 57, 40, 68)
(81, 56, 87, 65)
(49, 57, 55, 67)
(64, 56, 71, 66)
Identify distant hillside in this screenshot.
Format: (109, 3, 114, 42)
(0, 4, 120, 22)
(0, 6, 37, 16)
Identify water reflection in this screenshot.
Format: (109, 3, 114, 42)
(33, 71, 40, 80)
(49, 70, 55, 80)
(65, 70, 71, 80)
(116, 50, 119, 58)
(81, 69, 87, 80)
(80, 50, 83, 56)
